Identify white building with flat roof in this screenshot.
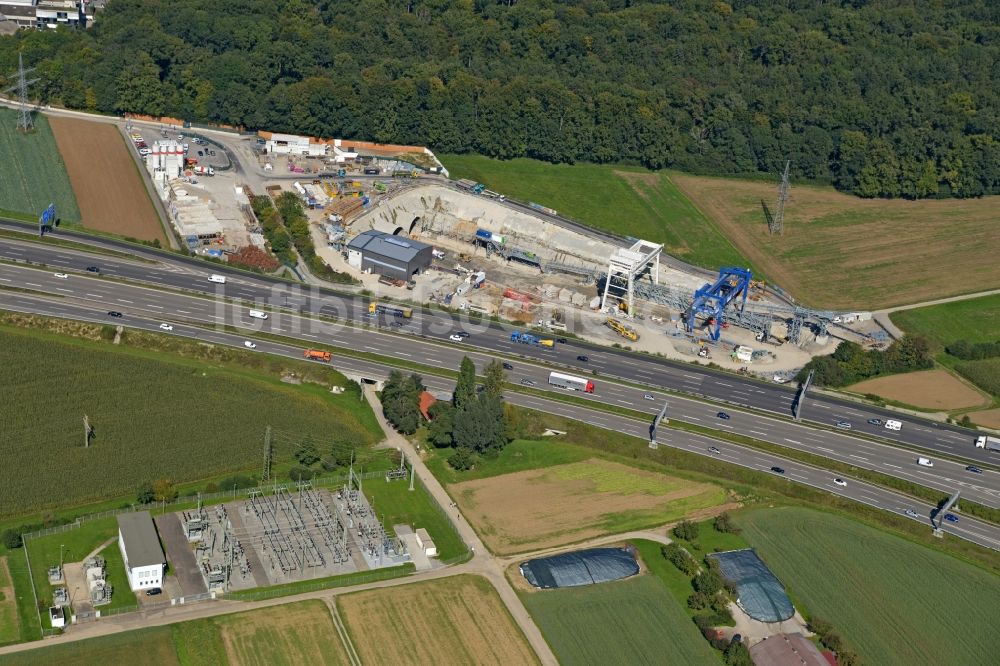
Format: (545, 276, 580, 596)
(117, 512, 165, 591)
(265, 133, 327, 157)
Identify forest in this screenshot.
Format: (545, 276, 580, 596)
(2, 0, 1000, 198)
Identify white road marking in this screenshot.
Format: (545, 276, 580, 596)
(784, 439, 801, 445)
(850, 455, 868, 461)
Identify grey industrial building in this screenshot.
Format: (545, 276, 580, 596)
(346, 230, 433, 281)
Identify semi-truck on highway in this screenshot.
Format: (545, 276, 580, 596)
(511, 331, 554, 347)
(304, 349, 332, 362)
(976, 435, 1000, 452)
(549, 371, 595, 393)
(368, 302, 412, 318)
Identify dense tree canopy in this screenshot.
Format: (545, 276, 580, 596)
(4, 0, 1000, 197)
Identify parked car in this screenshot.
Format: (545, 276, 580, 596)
(772, 375, 787, 384)
(197, 150, 204, 156)
(502, 362, 513, 370)
(107, 311, 122, 317)
(834, 478, 847, 487)
(836, 421, 852, 429)
(904, 508, 920, 519)
(520, 379, 536, 387)
(966, 465, 983, 474)
(145, 587, 162, 596)
(944, 513, 960, 524)
(867, 418, 883, 426)
(159, 323, 174, 331)
(576, 355, 589, 362)
(138, 148, 151, 156)
(243, 341, 257, 349)
(770, 466, 785, 474)
(53, 272, 68, 279)
(717, 412, 731, 420)
(708, 446, 721, 455)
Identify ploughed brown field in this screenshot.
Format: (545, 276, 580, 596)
(847, 369, 988, 411)
(670, 173, 1000, 310)
(48, 116, 165, 243)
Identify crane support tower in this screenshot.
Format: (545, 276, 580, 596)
(599, 239, 663, 316)
(686, 267, 753, 341)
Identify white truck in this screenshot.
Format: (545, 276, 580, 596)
(193, 166, 214, 176)
(975, 435, 1000, 452)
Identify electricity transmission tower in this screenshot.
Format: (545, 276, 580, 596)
(4, 54, 40, 132)
(769, 160, 791, 235)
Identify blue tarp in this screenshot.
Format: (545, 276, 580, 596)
(520, 547, 639, 589)
(709, 549, 794, 622)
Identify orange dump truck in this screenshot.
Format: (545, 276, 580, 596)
(304, 349, 332, 362)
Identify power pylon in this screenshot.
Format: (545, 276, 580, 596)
(4, 54, 40, 132)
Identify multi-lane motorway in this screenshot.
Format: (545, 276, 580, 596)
(1, 285, 997, 552)
(0, 223, 992, 466)
(2, 259, 998, 510)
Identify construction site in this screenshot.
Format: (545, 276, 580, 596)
(161, 472, 413, 594)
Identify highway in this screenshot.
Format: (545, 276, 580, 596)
(1, 287, 996, 552)
(1, 226, 993, 466)
(2, 259, 999, 511)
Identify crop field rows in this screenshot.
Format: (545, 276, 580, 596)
(0, 108, 81, 223)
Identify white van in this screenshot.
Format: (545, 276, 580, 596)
(884, 419, 902, 431)
(208, 274, 227, 284)
(248, 310, 268, 320)
(917, 457, 934, 467)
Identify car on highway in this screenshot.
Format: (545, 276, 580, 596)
(86, 266, 100, 273)
(708, 446, 721, 455)
(243, 341, 257, 349)
(448, 334, 464, 341)
(556, 338, 567, 344)
(836, 421, 852, 430)
(159, 323, 174, 331)
(643, 394, 654, 401)
(944, 513, 960, 524)
(520, 379, 536, 387)
(834, 478, 847, 487)
(867, 418, 883, 426)
(53, 272, 68, 279)
(917, 457, 934, 467)
(576, 355, 589, 362)
(770, 466, 785, 474)
(966, 465, 983, 474)
(502, 362, 514, 370)
(145, 587, 162, 596)
(717, 412, 731, 420)
(107, 311, 122, 317)
(454, 331, 470, 338)
(904, 509, 920, 518)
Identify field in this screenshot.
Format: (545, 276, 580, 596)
(736, 507, 1000, 666)
(0, 324, 381, 518)
(520, 573, 718, 665)
(967, 407, 1000, 429)
(362, 475, 465, 560)
(669, 173, 1000, 309)
(441, 154, 749, 269)
(955, 358, 1000, 398)
(0, 557, 19, 646)
(890, 293, 1000, 347)
(0, 108, 81, 222)
(451, 458, 727, 554)
(847, 369, 988, 410)
(338, 574, 538, 665)
(0, 600, 347, 665)
(47, 116, 165, 243)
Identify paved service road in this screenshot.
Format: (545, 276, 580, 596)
(2, 261, 998, 508)
(0, 291, 997, 553)
(0, 227, 990, 467)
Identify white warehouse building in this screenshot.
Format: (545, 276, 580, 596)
(264, 132, 327, 157)
(117, 512, 165, 591)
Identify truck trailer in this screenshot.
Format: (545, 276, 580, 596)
(369, 302, 413, 318)
(976, 435, 1000, 452)
(304, 349, 332, 362)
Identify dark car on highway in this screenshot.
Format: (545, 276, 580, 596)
(86, 266, 100, 273)
(966, 465, 983, 474)
(867, 418, 883, 426)
(576, 355, 589, 362)
(770, 466, 785, 474)
(944, 513, 960, 524)
(107, 311, 123, 318)
(556, 338, 567, 344)
(717, 412, 731, 420)
(502, 362, 514, 370)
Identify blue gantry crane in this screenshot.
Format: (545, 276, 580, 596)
(685, 267, 753, 341)
(38, 203, 56, 237)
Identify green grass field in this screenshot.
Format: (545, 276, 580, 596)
(0, 324, 381, 518)
(441, 154, 749, 270)
(363, 476, 466, 561)
(521, 572, 719, 665)
(890, 294, 1000, 347)
(736, 507, 1000, 666)
(425, 438, 590, 485)
(0, 108, 81, 223)
(0, 600, 346, 665)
